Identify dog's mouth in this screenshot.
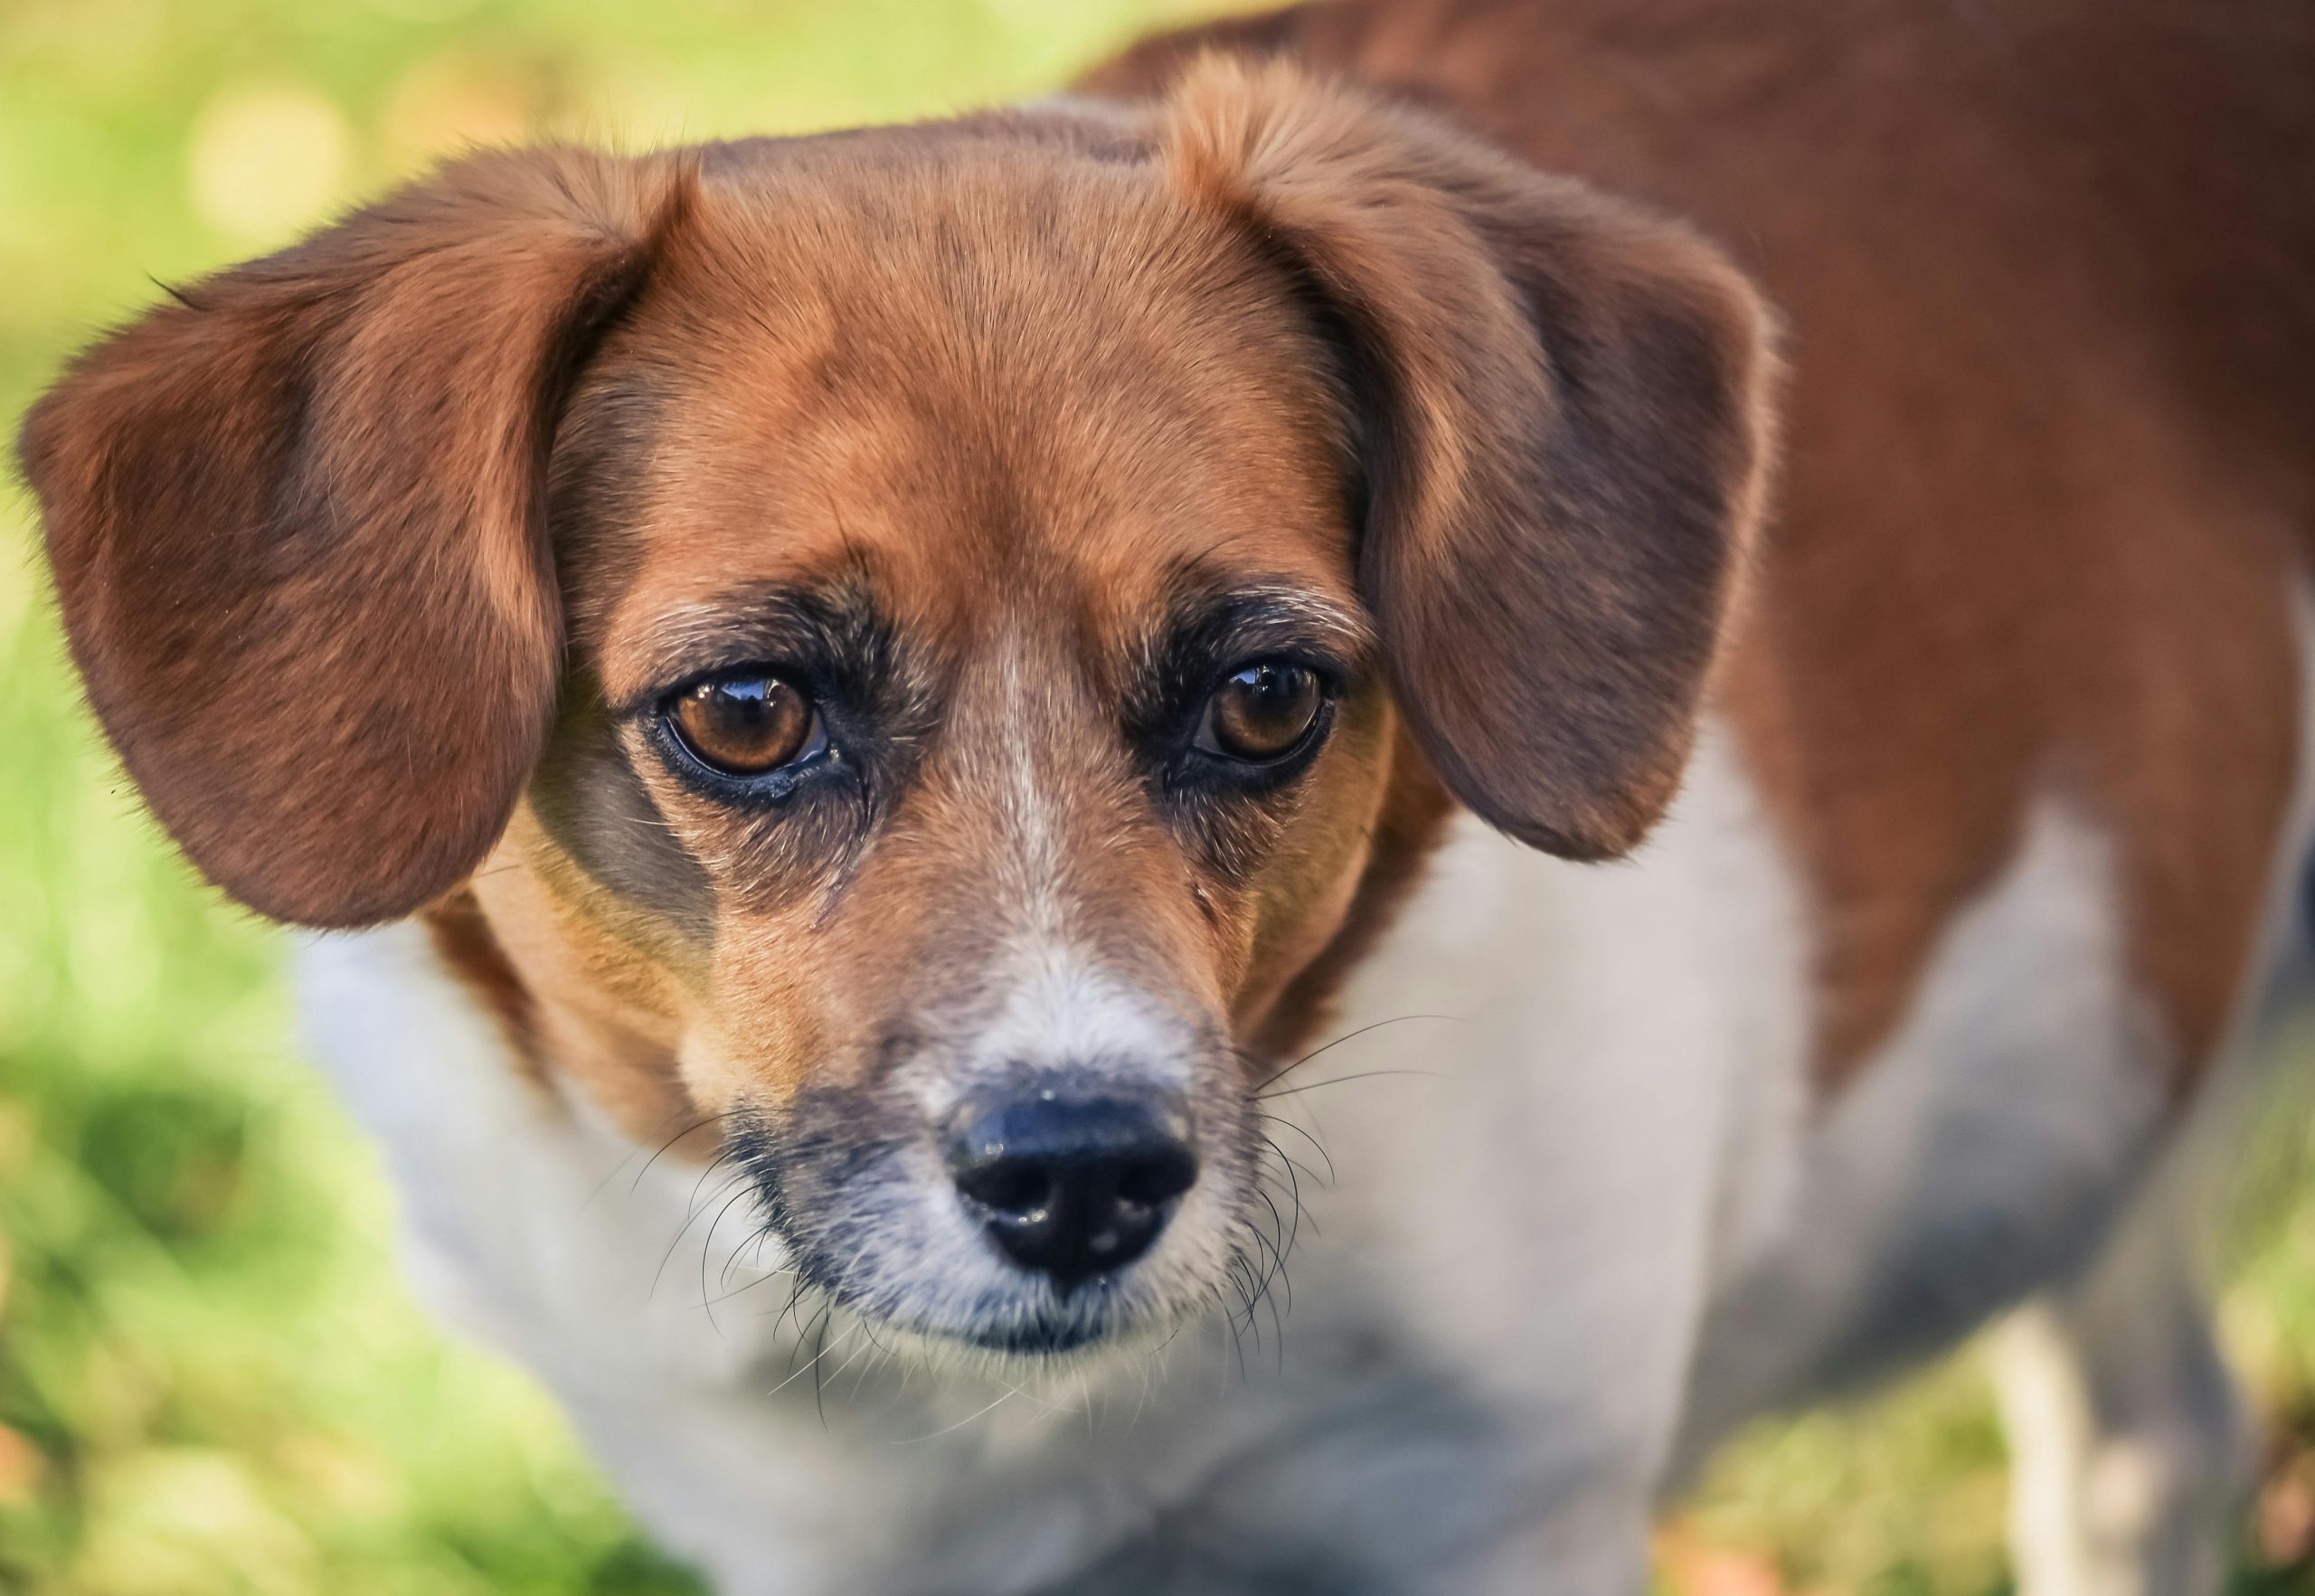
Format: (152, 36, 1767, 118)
(759, 1198, 1207, 1363)
(959, 1317, 1113, 1357)
(886, 1280, 1156, 1359)
(727, 1099, 1262, 1365)
(738, 1256, 1195, 1377)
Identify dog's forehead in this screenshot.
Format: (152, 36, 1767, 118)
(563, 136, 1358, 694)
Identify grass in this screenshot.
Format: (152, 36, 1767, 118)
(0, 2, 2311, 1591)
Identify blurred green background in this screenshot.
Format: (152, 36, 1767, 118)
(2, 2, 2314, 1591)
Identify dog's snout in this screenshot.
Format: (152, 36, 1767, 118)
(947, 1095, 1198, 1288)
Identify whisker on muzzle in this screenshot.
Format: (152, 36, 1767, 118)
(1255, 1065, 1449, 1102)
(1243, 1013, 1466, 1095)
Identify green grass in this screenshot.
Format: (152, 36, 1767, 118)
(1669, 1068, 2315, 1596)
(1, 2, 2313, 1591)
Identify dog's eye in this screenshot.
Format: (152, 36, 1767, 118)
(666, 672, 821, 776)
(1198, 662, 1323, 763)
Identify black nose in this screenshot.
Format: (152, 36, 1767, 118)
(947, 1095, 1198, 1288)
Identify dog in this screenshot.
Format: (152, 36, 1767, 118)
(20, 0, 2315, 1591)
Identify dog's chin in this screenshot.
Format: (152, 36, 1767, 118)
(848, 1280, 1195, 1374)
(954, 1303, 1168, 1359)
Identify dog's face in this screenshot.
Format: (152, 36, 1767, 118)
(509, 149, 1403, 1349)
(23, 61, 1773, 1357)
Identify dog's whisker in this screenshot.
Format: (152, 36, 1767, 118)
(1251, 1180, 1299, 1325)
(890, 1386, 1018, 1446)
(810, 1311, 836, 1430)
(1260, 1135, 1314, 1255)
(1243, 1192, 1290, 1308)
(698, 1184, 761, 1337)
(780, 1299, 842, 1388)
(690, 1262, 798, 1312)
(576, 1109, 742, 1213)
(720, 1223, 770, 1295)
(1258, 1137, 1330, 1195)
(1255, 1066, 1448, 1102)
(647, 1167, 752, 1302)
(1247, 1013, 1466, 1095)
(1253, 1112, 1337, 1184)
(764, 1273, 817, 1338)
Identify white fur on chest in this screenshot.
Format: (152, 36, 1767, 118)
(292, 716, 2172, 1594)
(294, 721, 1811, 1593)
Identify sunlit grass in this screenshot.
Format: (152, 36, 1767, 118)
(1, 2, 2311, 1591)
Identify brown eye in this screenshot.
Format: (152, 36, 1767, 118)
(1201, 662, 1324, 763)
(666, 673, 820, 776)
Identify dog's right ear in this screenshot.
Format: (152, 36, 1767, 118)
(19, 147, 691, 928)
(1159, 59, 1778, 862)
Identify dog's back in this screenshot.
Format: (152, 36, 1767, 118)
(1102, 0, 2315, 1093)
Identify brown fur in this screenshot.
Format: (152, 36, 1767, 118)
(1160, 57, 1778, 861)
(43, 0, 2297, 1124)
(1252, 719, 1457, 1060)
(21, 65, 1771, 1144)
(21, 149, 694, 928)
(1098, 0, 2315, 1085)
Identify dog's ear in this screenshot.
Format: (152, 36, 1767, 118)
(20, 147, 690, 927)
(1163, 58, 1778, 859)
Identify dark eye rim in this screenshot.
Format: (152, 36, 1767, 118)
(1177, 656, 1338, 786)
(647, 666, 839, 803)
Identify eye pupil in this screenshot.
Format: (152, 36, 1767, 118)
(668, 674, 817, 775)
(1207, 662, 1322, 762)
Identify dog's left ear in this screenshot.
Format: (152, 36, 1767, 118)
(19, 148, 690, 927)
(1163, 57, 1779, 859)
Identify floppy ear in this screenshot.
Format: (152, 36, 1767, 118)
(19, 147, 689, 927)
(1163, 58, 1778, 859)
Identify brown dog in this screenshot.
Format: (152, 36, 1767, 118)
(22, 2, 2315, 1591)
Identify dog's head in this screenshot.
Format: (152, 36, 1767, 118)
(21, 59, 1774, 1358)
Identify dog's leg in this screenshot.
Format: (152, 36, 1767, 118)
(1989, 1179, 2250, 1596)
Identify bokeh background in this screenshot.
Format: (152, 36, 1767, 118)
(3, 2, 2315, 1591)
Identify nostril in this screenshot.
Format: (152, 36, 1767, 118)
(1115, 1145, 1197, 1208)
(953, 1157, 1053, 1220)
